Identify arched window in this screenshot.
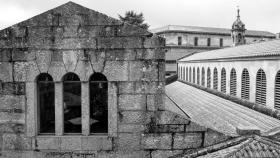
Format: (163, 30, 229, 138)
(186, 67, 188, 82)
(90, 73, 108, 133)
(197, 68, 200, 85)
(230, 69, 237, 96)
(37, 73, 55, 134)
(241, 69, 250, 100)
(193, 67, 196, 83)
(63, 73, 81, 134)
(207, 68, 211, 88)
(221, 68, 226, 93)
(189, 67, 192, 82)
(202, 68, 205, 86)
(213, 68, 218, 90)
(275, 71, 280, 110)
(256, 69, 266, 105)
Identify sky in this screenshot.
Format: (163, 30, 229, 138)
(0, 0, 279, 33)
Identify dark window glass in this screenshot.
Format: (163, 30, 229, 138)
(194, 37, 198, 46)
(220, 38, 223, 47)
(37, 73, 55, 134)
(90, 73, 108, 133)
(207, 38, 211, 46)
(178, 36, 182, 46)
(63, 73, 81, 134)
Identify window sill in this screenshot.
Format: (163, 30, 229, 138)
(33, 135, 113, 151)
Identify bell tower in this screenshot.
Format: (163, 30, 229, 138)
(231, 7, 246, 46)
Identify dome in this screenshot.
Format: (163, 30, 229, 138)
(232, 8, 245, 30)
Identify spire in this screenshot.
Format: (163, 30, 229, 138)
(237, 6, 240, 18)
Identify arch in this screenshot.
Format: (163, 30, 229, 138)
(197, 68, 200, 85)
(230, 68, 237, 96)
(193, 67, 196, 83)
(37, 73, 55, 134)
(89, 73, 108, 133)
(202, 67, 205, 86)
(186, 67, 188, 82)
(221, 68, 226, 93)
(241, 69, 250, 100)
(256, 69, 266, 105)
(63, 72, 81, 133)
(189, 67, 192, 82)
(275, 71, 280, 110)
(207, 68, 211, 88)
(213, 68, 218, 90)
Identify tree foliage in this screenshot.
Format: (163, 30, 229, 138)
(119, 11, 149, 30)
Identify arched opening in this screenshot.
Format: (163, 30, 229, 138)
(37, 73, 55, 134)
(197, 68, 200, 85)
(241, 69, 250, 100)
(213, 68, 218, 90)
(89, 73, 108, 133)
(275, 71, 280, 110)
(256, 69, 266, 105)
(207, 68, 211, 88)
(230, 69, 237, 96)
(202, 68, 205, 86)
(63, 73, 81, 134)
(221, 68, 226, 93)
(193, 67, 196, 83)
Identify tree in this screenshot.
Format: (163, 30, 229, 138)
(119, 11, 149, 30)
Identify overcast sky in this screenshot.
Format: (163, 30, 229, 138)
(0, 0, 279, 33)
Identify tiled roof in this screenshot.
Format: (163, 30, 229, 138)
(179, 39, 280, 62)
(176, 136, 280, 158)
(165, 81, 280, 136)
(151, 25, 275, 37)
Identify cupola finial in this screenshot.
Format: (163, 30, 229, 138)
(237, 6, 240, 18)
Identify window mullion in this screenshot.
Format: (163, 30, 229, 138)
(82, 82, 90, 136)
(55, 82, 64, 136)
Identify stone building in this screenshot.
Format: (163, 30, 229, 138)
(0, 1, 239, 158)
(151, 9, 276, 77)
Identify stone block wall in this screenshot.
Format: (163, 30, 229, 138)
(0, 2, 231, 158)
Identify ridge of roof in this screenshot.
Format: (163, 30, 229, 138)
(179, 39, 280, 62)
(151, 25, 275, 37)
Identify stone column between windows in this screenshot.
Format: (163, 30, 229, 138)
(26, 82, 37, 137)
(55, 82, 63, 136)
(82, 82, 90, 135)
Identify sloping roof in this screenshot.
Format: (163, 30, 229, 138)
(165, 81, 280, 136)
(151, 25, 275, 37)
(175, 136, 280, 158)
(179, 39, 280, 62)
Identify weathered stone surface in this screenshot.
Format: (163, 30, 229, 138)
(0, 62, 13, 82)
(157, 111, 190, 125)
(119, 111, 148, 124)
(147, 94, 165, 111)
(82, 136, 113, 151)
(151, 150, 183, 158)
(185, 122, 207, 132)
(61, 137, 82, 151)
(97, 37, 142, 49)
(3, 134, 31, 150)
(143, 35, 165, 48)
(118, 124, 146, 133)
(0, 123, 24, 133)
(97, 151, 150, 158)
(129, 61, 158, 81)
(35, 50, 52, 73)
(0, 49, 12, 62)
(119, 94, 146, 110)
(0, 95, 25, 110)
(48, 61, 67, 81)
(0, 112, 25, 124)
(153, 124, 185, 133)
(103, 61, 129, 81)
(62, 50, 80, 72)
(105, 49, 136, 61)
(203, 129, 231, 147)
(108, 82, 118, 137)
(142, 134, 172, 149)
(117, 133, 141, 151)
(12, 49, 35, 61)
(173, 133, 203, 149)
(35, 137, 60, 150)
(136, 48, 165, 60)
(118, 81, 164, 94)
